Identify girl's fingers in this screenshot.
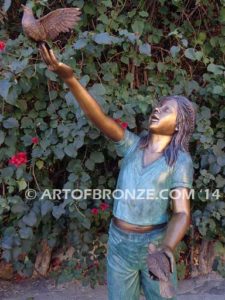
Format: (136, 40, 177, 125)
(38, 48, 49, 65)
(164, 250, 174, 273)
(39, 43, 53, 65)
(49, 49, 58, 65)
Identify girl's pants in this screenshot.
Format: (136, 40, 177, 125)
(106, 219, 178, 300)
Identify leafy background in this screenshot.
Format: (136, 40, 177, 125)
(0, 0, 225, 286)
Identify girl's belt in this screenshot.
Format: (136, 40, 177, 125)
(112, 217, 167, 233)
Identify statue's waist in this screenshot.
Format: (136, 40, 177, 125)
(112, 216, 168, 233)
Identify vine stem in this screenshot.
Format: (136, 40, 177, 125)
(74, 201, 86, 218)
(32, 163, 41, 192)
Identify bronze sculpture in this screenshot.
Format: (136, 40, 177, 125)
(21, 5, 81, 42)
(39, 43, 196, 299)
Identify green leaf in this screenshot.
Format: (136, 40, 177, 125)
(1, 167, 14, 178)
(1, 235, 13, 249)
(184, 48, 195, 60)
(88, 83, 106, 96)
(41, 200, 54, 217)
(139, 43, 151, 56)
(139, 11, 149, 17)
(73, 38, 88, 49)
(52, 204, 65, 219)
(64, 144, 77, 158)
(5, 86, 19, 105)
(19, 77, 32, 93)
(53, 146, 65, 160)
(45, 69, 58, 81)
(219, 8, 225, 23)
(216, 175, 225, 188)
(10, 59, 28, 74)
(0, 79, 11, 100)
(102, 0, 112, 7)
(65, 91, 78, 109)
(85, 158, 95, 171)
(19, 227, 33, 239)
(81, 217, 91, 229)
(131, 20, 144, 35)
(11, 202, 28, 214)
(36, 160, 44, 170)
(90, 151, 104, 163)
(17, 179, 27, 191)
(80, 75, 90, 87)
(207, 63, 225, 75)
(99, 233, 108, 243)
(22, 211, 37, 227)
(3, 117, 19, 129)
(93, 32, 112, 44)
(0, 131, 5, 145)
(170, 46, 180, 58)
(2, 250, 11, 262)
(212, 85, 223, 95)
(3, 0, 12, 12)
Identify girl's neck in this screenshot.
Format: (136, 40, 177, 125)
(147, 133, 172, 153)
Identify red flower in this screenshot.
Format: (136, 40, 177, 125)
(32, 136, 39, 144)
(8, 152, 27, 168)
(100, 202, 109, 211)
(114, 118, 122, 124)
(121, 122, 128, 129)
(93, 260, 99, 267)
(0, 41, 5, 52)
(113, 118, 128, 129)
(91, 208, 99, 215)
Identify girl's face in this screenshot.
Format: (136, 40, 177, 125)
(148, 99, 178, 135)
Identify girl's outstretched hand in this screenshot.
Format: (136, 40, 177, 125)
(38, 43, 74, 81)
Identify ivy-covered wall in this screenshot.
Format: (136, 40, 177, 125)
(0, 0, 225, 285)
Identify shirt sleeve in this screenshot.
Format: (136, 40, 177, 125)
(170, 152, 194, 189)
(113, 128, 140, 157)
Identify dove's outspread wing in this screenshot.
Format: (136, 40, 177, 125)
(39, 8, 81, 40)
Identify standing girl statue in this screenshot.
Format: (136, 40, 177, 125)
(39, 44, 196, 300)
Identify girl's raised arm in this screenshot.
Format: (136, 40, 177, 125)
(39, 43, 124, 142)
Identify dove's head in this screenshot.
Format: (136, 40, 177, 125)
(148, 243, 157, 254)
(21, 4, 33, 14)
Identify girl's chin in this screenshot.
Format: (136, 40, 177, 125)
(149, 122, 159, 128)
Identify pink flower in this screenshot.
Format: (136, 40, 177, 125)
(91, 208, 99, 215)
(0, 41, 5, 52)
(8, 152, 27, 167)
(32, 137, 39, 144)
(99, 202, 109, 211)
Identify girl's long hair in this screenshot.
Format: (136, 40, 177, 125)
(139, 95, 196, 167)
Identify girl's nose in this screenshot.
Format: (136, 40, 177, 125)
(154, 107, 160, 114)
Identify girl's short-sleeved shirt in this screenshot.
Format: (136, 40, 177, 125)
(112, 128, 194, 226)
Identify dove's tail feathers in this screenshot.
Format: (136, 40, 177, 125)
(159, 281, 176, 299)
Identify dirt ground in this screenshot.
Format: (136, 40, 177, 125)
(0, 271, 224, 300)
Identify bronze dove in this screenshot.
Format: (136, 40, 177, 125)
(147, 243, 176, 298)
(21, 4, 81, 42)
